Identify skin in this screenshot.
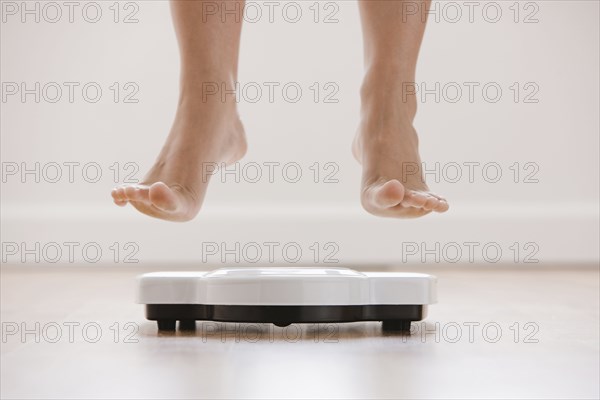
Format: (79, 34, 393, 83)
(111, 0, 448, 221)
(354, 0, 448, 217)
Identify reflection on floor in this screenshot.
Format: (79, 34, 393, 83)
(1, 265, 598, 399)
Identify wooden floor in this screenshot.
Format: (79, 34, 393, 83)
(1, 265, 598, 399)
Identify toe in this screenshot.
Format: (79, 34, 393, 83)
(149, 182, 179, 212)
(111, 188, 120, 201)
(400, 190, 428, 208)
(433, 198, 450, 212)
(424, 192, 449, 212)
(111, 190, 127, 206)
(124, 185, 150, 203)
(371, 179, 405, 208)
(422, 195, 439, 211)
(115, 187, 128, 203)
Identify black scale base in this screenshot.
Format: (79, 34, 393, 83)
(147, 304, 425, 333)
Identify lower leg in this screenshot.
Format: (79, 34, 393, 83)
(111, 0, 247, 221)
(355, 0, 448, 218)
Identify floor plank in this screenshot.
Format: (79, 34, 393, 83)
(1, 265, 598, 399)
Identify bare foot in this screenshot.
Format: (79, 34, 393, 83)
(353, 72, 449, 218)
(111, 94, 246, 222)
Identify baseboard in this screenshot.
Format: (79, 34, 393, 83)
(1, 203, 598, 266)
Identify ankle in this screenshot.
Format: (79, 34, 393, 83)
(177, 86, 240, 116)
(178, 70, 239, 107)
(360, 64, 418, 121)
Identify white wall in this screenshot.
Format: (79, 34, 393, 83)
(1, 1, 598, 266)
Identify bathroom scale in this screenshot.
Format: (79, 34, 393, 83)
(136, 267, 437, 332)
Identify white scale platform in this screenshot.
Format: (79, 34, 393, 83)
(137, 267, 437, 332)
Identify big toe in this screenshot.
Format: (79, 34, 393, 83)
(149, 182, 179, 212)
(371, 179, 406, 209)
